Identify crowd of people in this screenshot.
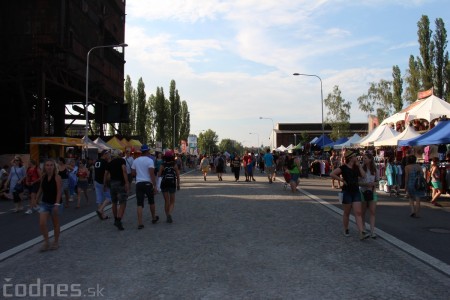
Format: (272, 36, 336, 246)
(2, 144, 448, 251)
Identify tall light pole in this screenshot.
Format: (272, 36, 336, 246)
(293, 73, 324, 152)
(294, 134, 297, 146)
(85, 43, 127, 158)
(249, 132, 259, 151)
(259, 116, 275, 150)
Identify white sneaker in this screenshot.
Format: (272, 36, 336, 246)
(25, 209, 33, 215)
(32, 206, 40, 211)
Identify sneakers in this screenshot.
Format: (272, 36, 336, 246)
(344, 229, 350, 237)
(116, 221, 124, 231)
(152, 216, 160, 224)
(25, 209, 33, 215)
(32, 206, 40, 212)
(360, 231, 370, 240)
(167, 215, 173, 223)
(370, 232, 377, 239)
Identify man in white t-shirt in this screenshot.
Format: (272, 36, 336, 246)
(131, 144, 158, 229)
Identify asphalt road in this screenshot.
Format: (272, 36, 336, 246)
(1, 167, 449, 299)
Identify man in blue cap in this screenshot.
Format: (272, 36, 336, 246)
(131, 144, 159, 229)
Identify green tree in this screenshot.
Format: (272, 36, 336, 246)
(154, 87, 167, 148)
(169, 80, 182, 149)
(392, 65, 403, 112)
(358, 80, 393, 123)
(198, 129, 219, 155)
(146, 94, 157, 146)
(417, 15, 435, 90)
(324, 85, 351, 140)
(135, 78, 147, 143)
(121, 75, 135, 136)
(404, 55, 421, 103)
(434, 18, 448, 99)
(445, 54, 450, 100)
(179, 100, 190, 142)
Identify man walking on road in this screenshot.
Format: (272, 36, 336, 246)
(105, 150, 129, 231)
(94, 150, 111, 220)
(263, 148, 275, 183)
(131, 144, 159, 229)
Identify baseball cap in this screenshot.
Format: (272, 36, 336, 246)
(141, 144, 149, 152)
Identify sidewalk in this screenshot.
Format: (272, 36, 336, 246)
(1, 170, 449, 299)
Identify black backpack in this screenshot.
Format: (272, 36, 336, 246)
(414, 170, 427, 191)
(218, 157, 224, 168)
(161, 166, 176, 188)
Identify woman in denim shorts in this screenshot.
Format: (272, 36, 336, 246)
(37, 159, 62, 251)
(330, 149, 369, 240)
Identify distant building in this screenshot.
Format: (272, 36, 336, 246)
(272, 123, 368, 148)
(0, 0, 127, 154)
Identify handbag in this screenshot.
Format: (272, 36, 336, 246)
(14, 183, 24, 193)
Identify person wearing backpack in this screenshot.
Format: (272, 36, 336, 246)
(215, 152, 225, 181)
(158, 151, 180, 223)
(404, 155, 425, 218)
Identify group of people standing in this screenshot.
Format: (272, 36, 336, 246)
(330, 148, 445, 241)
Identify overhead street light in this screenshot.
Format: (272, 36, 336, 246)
(293, 73, 324, 152)
(85, 43, 128, 158)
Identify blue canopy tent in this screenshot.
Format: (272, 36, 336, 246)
(322, 137, 348, 149)
(398, 119, 450, 146)
(313, 134, 333, 149)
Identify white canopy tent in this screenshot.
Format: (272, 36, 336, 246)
(275, 145, 287, 152)
(93, 137, 113, 151)
(82, 136, 102, 151)
(334, 134, 361, 150)
(373, 126, 421, 146)
(354, 125, 399, 147)
(381, 95, 450, 126)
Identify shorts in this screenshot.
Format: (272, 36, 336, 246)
(361, 189, 378, 202)
(94, 181, 111, 205)
(61, 179, 69, 191)
(161, 185, 176, 194)
(247, 165, 253, 176)
(136, 181, 154, 207)
(265, 166, 274, 175)
(342, 190, 361, 204)
(27, 182, 40, 194)
(77, 180, 88, 190)
(201, 166, 209, 173)
(110, 180, 128, 204)
(39, 202, 63, 214)
(216, 166, 224, 173)
(431, 181, 442, 189)
(289, 173, 299, 183)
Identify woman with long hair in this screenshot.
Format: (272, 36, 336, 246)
(359, 153, 379, 238)
(200, 155, 210, 181)
(330, 149, 369, 240)
(36, 159, 62, 251)
(429, 157, 442, 207)
(25, 159, 42, 214)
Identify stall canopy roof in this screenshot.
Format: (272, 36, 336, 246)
(355, 125, 398, 147)
(373, 126, 421, 146)
(323, 137, 348, 149)
(381, 95, 450, 125)
(398, 120, 450, 146)
(107, 136, 126, 150)
(334, 134, 361, 150)
(314, 134, 333, 148)
(93, 138, 113, 150)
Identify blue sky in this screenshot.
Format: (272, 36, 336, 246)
(124, 0, 450, 148)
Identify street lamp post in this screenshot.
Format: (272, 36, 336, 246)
(259, 116, 274, 150)
(293, 73, 324, 152)
(294, 134, 297, 146)
(249, 132, 259, 151)
(85, 43, 128, 158)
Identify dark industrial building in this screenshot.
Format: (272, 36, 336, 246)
(0, 0, 127, 154)
(273, 123, 369, 147)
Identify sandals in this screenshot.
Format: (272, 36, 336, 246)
(49, 243, 59, 250)
(39, 243, 49, 252)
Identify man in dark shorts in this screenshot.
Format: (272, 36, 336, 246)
(105, 150, 129, 231)
(131, 144, 158, 229)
